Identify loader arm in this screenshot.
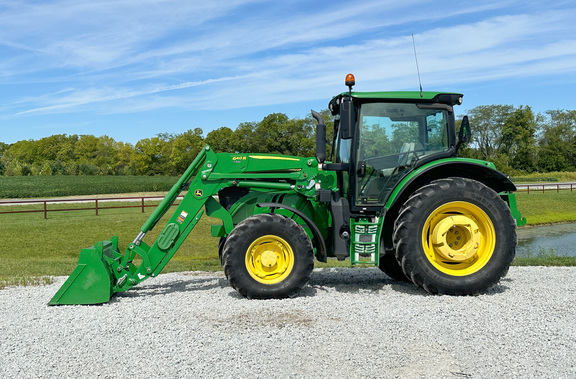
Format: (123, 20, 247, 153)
(50, 146, 231, 304)
(50, 146, 333, 305)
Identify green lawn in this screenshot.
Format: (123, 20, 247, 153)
(515, 191, 576, 225)
(512, 171, 576, 183)
(0, 175, 179, 198)
(0, 205, 219, 273)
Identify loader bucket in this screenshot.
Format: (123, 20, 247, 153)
(49, 240, 117, 305)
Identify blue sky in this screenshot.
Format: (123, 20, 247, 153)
(1, 0, 575, 144)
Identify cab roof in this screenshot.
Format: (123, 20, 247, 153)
(329, 91, 464, 116)
(346, 91, 463, 105)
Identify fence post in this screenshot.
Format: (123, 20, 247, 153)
(141, 197, 145, 213)
(44, 201, 47, 219)
(95, 199, 99, 216)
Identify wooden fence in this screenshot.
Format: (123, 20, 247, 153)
(0, 196, 183, 219)
(515, 183, 576, 193)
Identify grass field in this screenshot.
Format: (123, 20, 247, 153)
(512, 171, 576, 183)
(0, 204, 221, 288)
(1, 185, 575, 289)
(0, 175, 179, 198)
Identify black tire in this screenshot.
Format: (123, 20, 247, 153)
(394, 177, 516, 295)
(218, 237, 226, 266)
(378, 254, 410, 281)
(222, 213, 314, 299)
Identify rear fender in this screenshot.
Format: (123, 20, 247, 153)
(386, 159, 516, 211)
(381, 159, 518, 250)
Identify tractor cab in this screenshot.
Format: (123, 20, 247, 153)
(323, 74, 465, 215)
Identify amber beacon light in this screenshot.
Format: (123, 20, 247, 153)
(345, 73, 355, 88)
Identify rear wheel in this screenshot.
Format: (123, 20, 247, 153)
(394, 178, 516, 295)
(378, 254, 409, 281)
(222, 213, 314, 299)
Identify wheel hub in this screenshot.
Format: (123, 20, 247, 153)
(260, 249, 279, 268)
(245, 235, 294, 284)
(431, 215, 481, 261)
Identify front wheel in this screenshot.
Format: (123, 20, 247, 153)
(394, 178, 516, 295)
(222, 213, 314, 299)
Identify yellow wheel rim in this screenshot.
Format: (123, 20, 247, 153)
(421, 201, 496, 276)
(245, 235, 295, 284)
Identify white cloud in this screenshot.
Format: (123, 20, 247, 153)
(2, 0, 576, 119)
(15, 74, 256, 115)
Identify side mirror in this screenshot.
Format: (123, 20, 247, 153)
(339, 97, 354, 140)
(455, 115, 471, 154)
(459, 115, 471, 144)
(311, 110, 326, 164)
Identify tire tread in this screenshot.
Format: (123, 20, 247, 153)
(394, 177, 516, 295)
(222, 213, 314, 299)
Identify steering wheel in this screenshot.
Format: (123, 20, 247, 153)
(364, 148, 428, 170)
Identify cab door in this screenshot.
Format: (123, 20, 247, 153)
(353, 102, 450, 210)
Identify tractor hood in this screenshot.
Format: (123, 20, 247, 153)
(216, 153, 309, 174)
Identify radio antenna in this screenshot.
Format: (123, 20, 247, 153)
(411, 33, 423, 98)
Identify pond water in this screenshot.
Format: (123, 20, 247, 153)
(516, 223, 576, 257)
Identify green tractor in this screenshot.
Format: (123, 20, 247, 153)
(50, 74, 525, 305)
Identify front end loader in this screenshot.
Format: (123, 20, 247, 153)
(50, 74, 525, 305)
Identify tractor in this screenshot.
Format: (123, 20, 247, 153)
(50, 74, 525, 305)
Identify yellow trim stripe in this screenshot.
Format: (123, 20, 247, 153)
(248, 155, 300, 161)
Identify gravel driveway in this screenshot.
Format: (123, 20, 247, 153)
(1, 267, 575, 378)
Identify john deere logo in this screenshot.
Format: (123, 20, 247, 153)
(194, 189, 203, 197)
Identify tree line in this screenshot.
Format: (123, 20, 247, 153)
(0, 106, 574, 176)
(460, 106, 576, 174)
(0, 112, 327, 176)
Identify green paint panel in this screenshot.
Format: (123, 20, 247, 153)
(157, 223, 180, 251)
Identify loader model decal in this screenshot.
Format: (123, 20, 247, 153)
(177, 210, 188, 224)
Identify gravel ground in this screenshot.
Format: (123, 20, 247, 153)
(1, 266, 576, 378)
